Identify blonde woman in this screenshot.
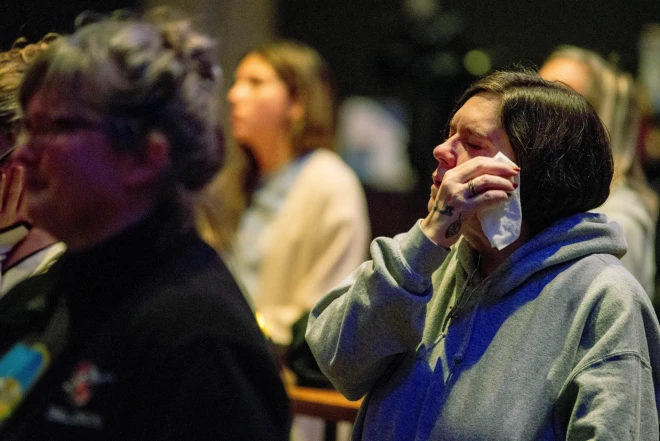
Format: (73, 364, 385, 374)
(540, 46, 659, 298)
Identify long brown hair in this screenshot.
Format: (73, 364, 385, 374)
(197, 40, 336, 252)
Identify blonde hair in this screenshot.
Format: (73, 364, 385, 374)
(544, 46, 658, 217)
(197, 40, 336, 252)
(0, 34, 59, 132)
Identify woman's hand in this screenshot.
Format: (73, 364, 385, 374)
(421, 156, 519, 248)
(0, 165, 27, 230)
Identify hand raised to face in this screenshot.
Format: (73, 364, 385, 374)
(0, 165, 28, 230)
(421, 155, 519, 249)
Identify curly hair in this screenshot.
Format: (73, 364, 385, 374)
(19, 8, 222, 195)
(0, 33, 59, 133)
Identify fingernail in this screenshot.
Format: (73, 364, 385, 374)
(513, 166, 521, 172)
(513, 183, 518, 189)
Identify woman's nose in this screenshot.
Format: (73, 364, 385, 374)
(227, 86, 237, 104)
(13, 135, 37, 166)
(227, 82, 243, 105)
(432, 138, 456, 168)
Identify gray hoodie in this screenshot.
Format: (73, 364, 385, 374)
(307, 212, 660, 440)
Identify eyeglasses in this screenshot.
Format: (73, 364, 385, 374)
(0, 144, 18, 168)
(9, 115, 106, 161)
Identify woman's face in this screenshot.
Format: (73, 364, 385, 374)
(428, 92, 515, 212)
(15, 85, 128, 245)
(227, 53, 295, 149)
(538, 57, 590, 96)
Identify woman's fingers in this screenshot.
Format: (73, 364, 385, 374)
(453, 155, 520, 184)
(5, 166, 24, 213)
(465, 174, 518, 200)
(0, 166, 27, 229)
(421, 156, 520, 248)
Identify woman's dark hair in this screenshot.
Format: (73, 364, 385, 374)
(453, 70, 613, 234)
(542, 46, 658, 222)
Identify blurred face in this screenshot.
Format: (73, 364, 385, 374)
(538, 57, 590, 96)
(16, 85, 128, 245)
(428, 92, 515, 212)
(227, 53, 294, 149)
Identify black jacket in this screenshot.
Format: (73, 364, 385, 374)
(0, 213, 291, 440)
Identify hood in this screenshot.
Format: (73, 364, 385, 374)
(457, 212, 627, 301)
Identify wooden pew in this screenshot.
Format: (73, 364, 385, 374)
(287, 385, 363, 441)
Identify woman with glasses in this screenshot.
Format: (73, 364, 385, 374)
(0, 9, 290, 440)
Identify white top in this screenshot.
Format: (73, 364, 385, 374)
(0, 224, 66, 298)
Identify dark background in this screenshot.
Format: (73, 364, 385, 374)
(278, 0, 660, 185)
(3, 0, 659, 233)
(0, 1, 136, 48)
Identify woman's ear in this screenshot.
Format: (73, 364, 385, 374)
(288, 98, 305, 124)
(122, 130, 170, 188)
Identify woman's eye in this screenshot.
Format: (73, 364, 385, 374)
(467, 142, 482, 150)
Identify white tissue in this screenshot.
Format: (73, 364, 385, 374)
(477, 152, 521, 250)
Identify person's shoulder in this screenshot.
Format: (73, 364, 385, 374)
(144, 270, 253, 330)
(300, 150, 365, 199)
(305, 150, 361, 183)
(126, 285, 266, 366)
(128, 240, 262, 346)
(597, 184, 656, 231)
(571, 253, 652, 312)
(561, 253, 660, 370)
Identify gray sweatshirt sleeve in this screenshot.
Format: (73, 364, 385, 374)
(306, 221, 450, 400)
(557, 265, 660, 440)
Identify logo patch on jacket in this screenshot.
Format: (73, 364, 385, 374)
(43, 361, 117, 430)
(62, 361, 116, 408)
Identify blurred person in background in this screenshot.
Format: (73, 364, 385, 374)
(539, 46, 659, 299)
(197, 40, 370, 354)
(638, 23, 660, 306)
(0, 9, 290, 440)
(0, 34, 65, 298)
